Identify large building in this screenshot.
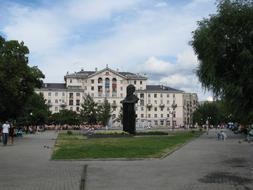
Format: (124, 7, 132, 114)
(36, 67, 198, 127)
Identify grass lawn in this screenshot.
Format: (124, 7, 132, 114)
(51, 131, 202, 160)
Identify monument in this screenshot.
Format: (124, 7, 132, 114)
(121, 84, 139, 135)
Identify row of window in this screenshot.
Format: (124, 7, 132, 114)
(139, 93, 176, 98)
(138, 113, 176, 118)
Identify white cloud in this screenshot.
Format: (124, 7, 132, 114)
(1, 0, 216, 101)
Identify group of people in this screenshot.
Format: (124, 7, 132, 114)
(0, 121, 15, 146)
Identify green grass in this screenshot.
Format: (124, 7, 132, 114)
(51, 131, 202, 160)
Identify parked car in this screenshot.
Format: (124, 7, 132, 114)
(246, 129, 253, 142)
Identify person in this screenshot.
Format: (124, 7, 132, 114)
(2, 121, 10, 146)
(221, 131, 227, 141)
(9, 124, 15, 145)
(0, 124, 2, 142)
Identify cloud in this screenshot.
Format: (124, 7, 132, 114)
(1, 0, 216, 101)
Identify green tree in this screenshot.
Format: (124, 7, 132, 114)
(0, 36, 44, 121)
(97, 98, 111, 126)
(49, 109, 80, 126)
(16, 93, 50, 126)
(191, 0, 253, 124)
(80, 94, 98, 124)
(193, 102, 221, 126)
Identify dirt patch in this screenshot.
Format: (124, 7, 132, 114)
(199, 172, 252, 185)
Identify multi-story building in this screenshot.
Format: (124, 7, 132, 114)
(36, 67, 198, 127)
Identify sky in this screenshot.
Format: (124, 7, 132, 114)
(0, 0, 217, 101)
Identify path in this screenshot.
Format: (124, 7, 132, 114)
(0, 129, 252, 190)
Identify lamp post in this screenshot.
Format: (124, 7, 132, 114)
(171, 103, 177, 131)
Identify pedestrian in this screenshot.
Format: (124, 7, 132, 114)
(0, 124, 2, 142)
(2, 121, 10, 146)
(9, 124, 15, 145)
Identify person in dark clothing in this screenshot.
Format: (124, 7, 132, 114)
(9, 125, 15, 145)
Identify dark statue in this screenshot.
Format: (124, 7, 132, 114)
(121, 84, 139, 135)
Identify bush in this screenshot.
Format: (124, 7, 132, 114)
(67, 130, 73, 135)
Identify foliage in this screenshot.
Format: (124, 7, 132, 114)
(52, 131, 201, 159)
(97, 98, 111, 126)
(49, 109, 80, 125)
(80, 94, 98, 124)
(191, 0, 253, 124)
(192, 101, 235, 125)
(0, 36, 44, 121)
(16, 93, 50, 126)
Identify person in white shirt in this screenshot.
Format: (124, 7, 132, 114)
(2, 121, 10, 146)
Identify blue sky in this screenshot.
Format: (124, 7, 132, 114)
(0, 0, 217, 100)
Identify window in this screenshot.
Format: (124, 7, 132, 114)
(120, 87, 123, 91)
(154, 100, 157, 104)
(160, 120, 164, 125)
(167, 100, 169, 104)
(167, 94, 169, 98)
(62, 92, 65, 96)
(48, 92, 51, 96)
(148, 107, 151, 111)
(69, 93, 73, 99)
(55, 99, 58, 103)
(76, 107, 80, 112)
(154, 120, 158, 125)
(167, 107, 170, 111)
(173, 94, 175, 98)
(70, 107, 73, 111)
(160, 94, 163, 98)
(141, 114, 144, 118)
(154, 94, 157, 98)
(76, 100, 80, 106)
(76, 93, 80, 97)
(148, 114, 151, 118)
(91, 79, 94, 84)
(91, 86, 94, 91)
(134, 81, 136, 84)
(140, 93, 144, 98)
(141, 107, 144, 111)
(113, 107, 116, 111)
(48, 100, 51, 104)
(55, 92, 58, 96)
(140, 99, 144, 106)
(140, 81, 142, 85)
(98, 78, 102, 84)
(154, 107, 157, 111)
(161, 114, 163, 118)
(148, 94, 151, 98)
(70, 79, 72, 83)
(161, 107, 164, 111)
(69, 100, 73, 105)
(154, 114, 157, 118)
(167, 114, 170, 117)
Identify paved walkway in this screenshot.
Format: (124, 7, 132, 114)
(0, 130, 252, 190)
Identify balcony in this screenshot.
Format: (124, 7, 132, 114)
(146, 103, 152, 108)
(159, 103, 165, 108)
(112, 102, 117, 108)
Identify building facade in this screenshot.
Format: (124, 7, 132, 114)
(36, 67, 198, 127)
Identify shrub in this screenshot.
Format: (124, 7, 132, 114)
(67, 130, 73, 135)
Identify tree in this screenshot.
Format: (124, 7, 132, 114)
(193, 101, 228, 126)
(0, 36, 44, 121)
(191, 0, 253, 124)
(97, 98, 111, 126)
(80, 94, 98, 124)
(49, 109, 80, 126)
(16, 93, 50, 126)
